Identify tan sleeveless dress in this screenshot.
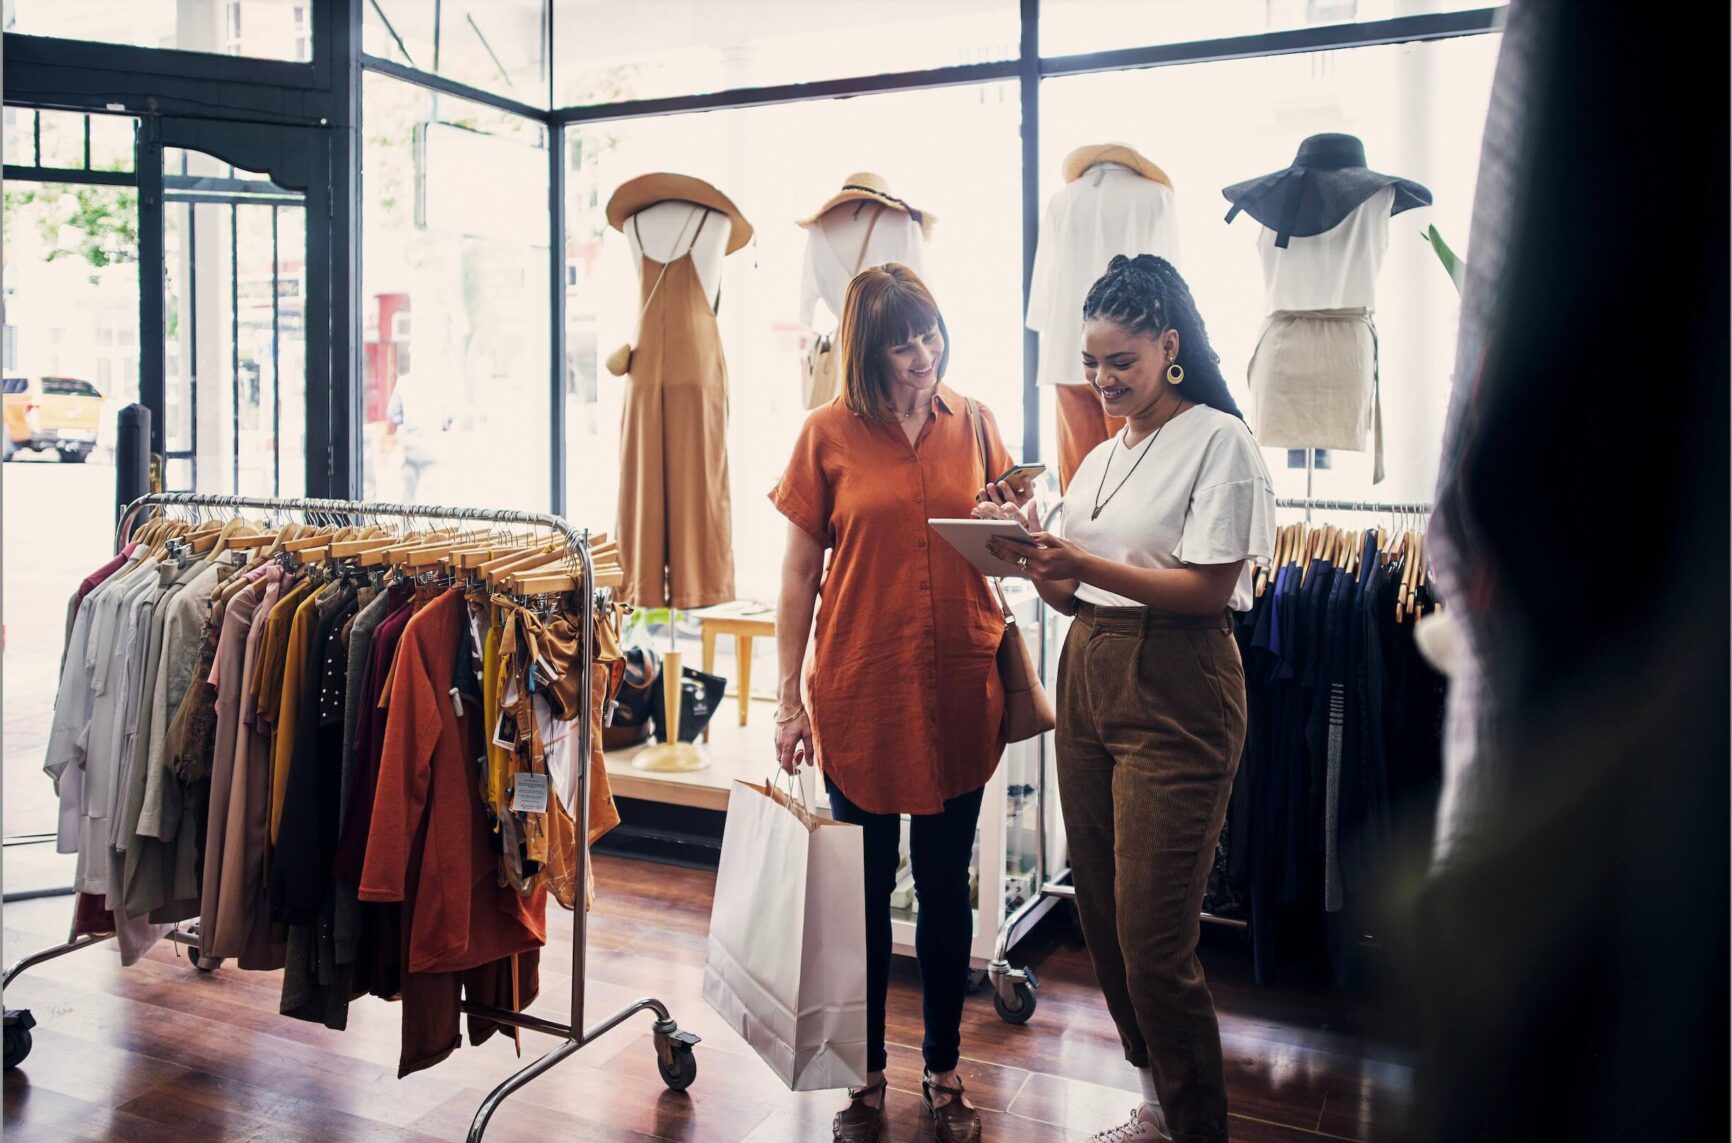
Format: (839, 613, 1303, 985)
(618, 210, 735, 609)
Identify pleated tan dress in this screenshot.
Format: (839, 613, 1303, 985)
(618, 210, 735, 609)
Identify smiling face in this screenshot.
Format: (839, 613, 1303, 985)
(1081, 317, 1181, 421)
(880, 323, 946, 399)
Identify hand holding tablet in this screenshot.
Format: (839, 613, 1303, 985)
(928, 518, 1042, 578)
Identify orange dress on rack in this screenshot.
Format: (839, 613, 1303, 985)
(770, 384, 1014, 815)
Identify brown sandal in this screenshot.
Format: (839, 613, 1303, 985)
(833, 1078, 887, 1143)
(923, 1073, 982, 1143)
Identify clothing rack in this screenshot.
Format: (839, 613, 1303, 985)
(1276, 496, 1434, 520)
(1, 492, 700, 1141)
(983, 495, 1437, 1012)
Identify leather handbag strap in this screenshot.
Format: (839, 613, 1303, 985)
(966, 397, 991, 486)
(631, 207, 712, 325)
(966, 398, 1016, 623)
(852, 205, 886, 274)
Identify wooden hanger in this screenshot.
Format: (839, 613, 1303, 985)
(479, 542, 561, 584)
(491, 550, 564, 588)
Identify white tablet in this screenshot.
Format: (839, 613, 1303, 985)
(927, 518, 1039, 578)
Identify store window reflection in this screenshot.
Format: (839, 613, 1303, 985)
(562, 82, 1023, 605)
(1039, 34, 1499, 502)
(361, 72, 551, 510)
(2, 0, 312, 61)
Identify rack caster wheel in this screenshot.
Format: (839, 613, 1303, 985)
(185, 947, 220, 972)
(994, 980, 1038, 1025)
(5, 1010, 36, 1069)
(652, 1021, 700, 1092)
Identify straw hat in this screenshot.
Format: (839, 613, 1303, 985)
(605, 172, 754, 254)
(797, 172, 936, 237)
(1061, 143, 1172, 188)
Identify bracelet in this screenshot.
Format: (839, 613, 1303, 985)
(774, 706, 807, 726)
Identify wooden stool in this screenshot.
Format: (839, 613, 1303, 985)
(699, 609, 777, 742)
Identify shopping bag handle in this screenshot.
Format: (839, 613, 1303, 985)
(768, 768, 818, 829)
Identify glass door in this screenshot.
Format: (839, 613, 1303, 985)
(1, 109, 141, 889)
(161, 147, 307, 497)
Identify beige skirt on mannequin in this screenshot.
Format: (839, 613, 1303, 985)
(1246, 307, 1383, 483)
(617, 245, 735, 609)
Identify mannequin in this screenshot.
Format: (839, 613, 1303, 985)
(624, 200, 733, 309)
(1027, 143, 1179, 489)
(798, 200, 926, 328)
(1224, 134, 1431, 484)
(794, 172, 932, 409)
(604, 172, 753, 774)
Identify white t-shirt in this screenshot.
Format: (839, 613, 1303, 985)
(1062, 405, 1276, 612)
(1027, 164, 1181, 388)
(1253, 186, 1396, 313)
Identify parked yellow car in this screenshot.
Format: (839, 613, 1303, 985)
(3, 376, 103, 463)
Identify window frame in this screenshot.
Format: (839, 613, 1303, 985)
(3, 0, 1507, 511)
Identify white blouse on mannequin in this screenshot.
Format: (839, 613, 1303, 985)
(1252, 186, 1397, 313)
(797, 205, 927, 327)
(1026, 162, 1181, 389)
(624, 200, 734, 307)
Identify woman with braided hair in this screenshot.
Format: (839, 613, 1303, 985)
(987, 254, 1275, 1143)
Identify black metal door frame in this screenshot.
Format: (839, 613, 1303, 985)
(4, 0, 363, 499)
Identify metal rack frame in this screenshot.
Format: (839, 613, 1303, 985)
(983, 496, 1434, 1014)
(1, 492, 699, 1141)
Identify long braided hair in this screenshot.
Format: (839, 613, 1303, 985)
(1080, 253, 1244, 419)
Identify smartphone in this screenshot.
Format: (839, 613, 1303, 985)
(989, 463, 1047, 490)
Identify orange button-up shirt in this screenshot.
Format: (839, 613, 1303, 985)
(771, 383, 1014, 815)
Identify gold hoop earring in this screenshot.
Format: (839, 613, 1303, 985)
(1166, 361, 1184, 386)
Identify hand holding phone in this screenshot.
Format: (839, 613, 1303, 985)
(978, 462, 1046, 505)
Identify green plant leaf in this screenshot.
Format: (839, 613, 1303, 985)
(1425, 224, 1466, 293)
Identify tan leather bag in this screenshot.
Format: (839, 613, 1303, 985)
(967, 399, 1056, 744)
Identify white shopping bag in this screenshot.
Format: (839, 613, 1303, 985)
(703, 774, 868, 1090)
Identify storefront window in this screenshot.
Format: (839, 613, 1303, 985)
(2, 0, 313, 62)
(366, 0, 550, 106)
(553, 0, 1018, 106)
(1039, 33, 1499, 501)
(3, 110, 136, 173)
(564, 81, 1023, 604)
(1040, 0, 1493, 57)
(361, 72, 551, 510)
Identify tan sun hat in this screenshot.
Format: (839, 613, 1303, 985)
(1061, 143, 1173, 188)
(605, 172, 754, 254)
(797, 172, 936, 238)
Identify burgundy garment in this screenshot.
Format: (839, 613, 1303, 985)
(332, 597, 415, 882)
(334, 593, 416, 1001)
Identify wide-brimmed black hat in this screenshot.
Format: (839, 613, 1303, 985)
(1222, 133, 1431, 248)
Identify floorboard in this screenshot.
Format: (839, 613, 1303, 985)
(3, 855, 1411, 1141)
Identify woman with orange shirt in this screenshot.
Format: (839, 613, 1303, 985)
(772, 264, 1024, 1143)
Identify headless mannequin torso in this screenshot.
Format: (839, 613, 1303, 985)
(799, 204, 927, 327)
(625, 200, 733, 307)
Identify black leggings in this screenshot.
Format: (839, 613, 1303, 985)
(825, 777, 985, 1075)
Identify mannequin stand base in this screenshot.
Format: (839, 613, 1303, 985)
(632, 742, 710, 773)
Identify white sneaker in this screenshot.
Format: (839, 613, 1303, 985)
(1089, 1107, 1173, 1143)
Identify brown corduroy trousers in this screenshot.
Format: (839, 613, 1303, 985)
(1056, 602, 1247, 1143)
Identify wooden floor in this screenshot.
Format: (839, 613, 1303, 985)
(2, 856, 1410, 1142)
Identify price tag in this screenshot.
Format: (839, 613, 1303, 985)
(511, 772, 549, 814)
